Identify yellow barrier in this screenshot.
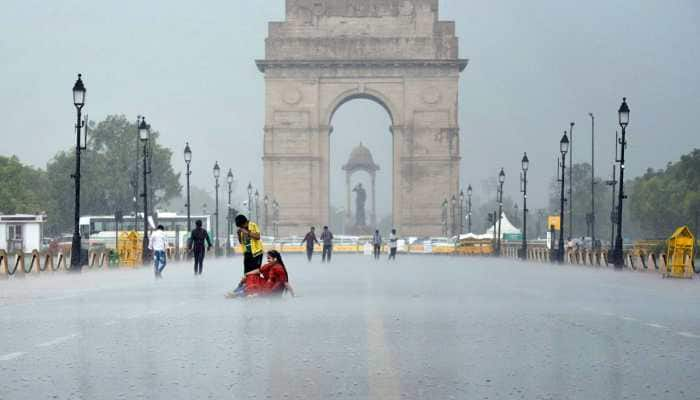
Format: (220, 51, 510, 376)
(665, 226, 694, 279)
(118, 231, 141, 267)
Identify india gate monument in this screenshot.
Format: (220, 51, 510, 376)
(257, 0, 467, 236)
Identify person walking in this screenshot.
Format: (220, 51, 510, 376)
(188, 219, 212, 276)
(149, 225, 168, 278)
(388, 229, 398, 261)
(301, 227, 320, 262)
(372, 230, 382, 260)
(320, 226, 334, 263)
(235, 215, 263, 274)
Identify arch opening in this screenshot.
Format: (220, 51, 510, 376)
(327, 91, 397, 127)
(329, 98, 393, 235)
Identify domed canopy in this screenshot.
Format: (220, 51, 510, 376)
(342, 143, 380, 173)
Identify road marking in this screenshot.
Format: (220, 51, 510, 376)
(367, 314, 401, 400)
(645, 323, 667, 330)
(36, 333, 80, 348)
(0, 352, 25, 361)
(677, 331, 700, 339)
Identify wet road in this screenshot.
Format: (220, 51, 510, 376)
(1, 254, 699, 400)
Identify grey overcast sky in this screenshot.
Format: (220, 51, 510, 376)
(1, 1, 699, 217)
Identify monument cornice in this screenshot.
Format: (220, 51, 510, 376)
(256, 59, 469, 73)
(263, 154, 322, 162)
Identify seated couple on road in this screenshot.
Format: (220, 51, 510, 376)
(227, 250, 296, 298)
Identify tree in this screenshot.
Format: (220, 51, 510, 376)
(629, 149, 700, 239)
(0, 156, 49, 214)
(45, 115, 181, 234)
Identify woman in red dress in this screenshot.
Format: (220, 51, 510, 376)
(236, 250, 295, 298)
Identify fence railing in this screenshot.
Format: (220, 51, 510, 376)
(2, 243, 695, 279)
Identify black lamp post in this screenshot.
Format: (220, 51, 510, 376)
(558, 131, 570, 263)
(569, 122, 575, 239)
(589, 112, 596, 248)
(184, 142, 192, 232)
(450, 195, 457, 237)
(520, 153, 529, 259)
(459, 190, 465, 235)
(496, 168, 505, 256)
(139, 117, 151, 263)
(441, 199, 448, 236)
(606, 164, 618, 250)
(213, 161, 221, 256)
(227, 169, 233, 256)
(612, 98, 630, 268)
(264, 195, 269, 233)
(272, 200, 280, 237)
(247, 182, 253, 218)
(70, 74, 86, 271)
(467, 185, 473, 233)
(254, 190, 260, 223)
(130, 174, 138, 232)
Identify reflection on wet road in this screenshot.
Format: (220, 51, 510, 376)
(1, 255, 699, 399)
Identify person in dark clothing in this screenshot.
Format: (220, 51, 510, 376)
(301, 227, 320, 262)
(320, 226, 334, 263)
(372, 230, 382, 260)
(188, 220, 212, 275)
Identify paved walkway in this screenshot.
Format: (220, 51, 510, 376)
(1, 255, 699, 399)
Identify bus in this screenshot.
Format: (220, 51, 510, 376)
(79, 212, 212, 249)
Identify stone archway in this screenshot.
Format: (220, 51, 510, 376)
(257, 0, 468, 236)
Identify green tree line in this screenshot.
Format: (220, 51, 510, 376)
(628, 149, 700, 239)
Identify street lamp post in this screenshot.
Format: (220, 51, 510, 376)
(451, 195, 457, 237)
(227, 169, 234, 257)
(139, 117, 151, 263)
(496, 168, 505, 256)
(558, 131, 570, 263)
(254, 190, 260, 224)
(130, 175, 138, 232)
(605, 165, 618, 250)
(70, 74, 87, 271)
(213, 162, 221, 256)
(264, 195, 269, 233)
(589, 113, 596, 248)
(441, 199, 448, 236)
(272, 200, 280, 237)
(247, 183, 253, 219)
(184, 143, 192, 232)
(520, 153, 529, 260)
(467, 185, 473, 234)
(612, 98, 630, 268)
(459, 190, 465, 235)
(490, 211, 497, 245)
(569, 121, 575, 239)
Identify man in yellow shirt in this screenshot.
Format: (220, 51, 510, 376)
(235, 215, 263, 273)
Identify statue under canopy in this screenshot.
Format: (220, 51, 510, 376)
(343, 143, 380, 231)
(352, 183, 367, 227)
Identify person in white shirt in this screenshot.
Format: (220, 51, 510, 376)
(149, 225, 168, 278)
(388, 229, 398, 261)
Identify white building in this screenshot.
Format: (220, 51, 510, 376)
(0, 214, 46, 252)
